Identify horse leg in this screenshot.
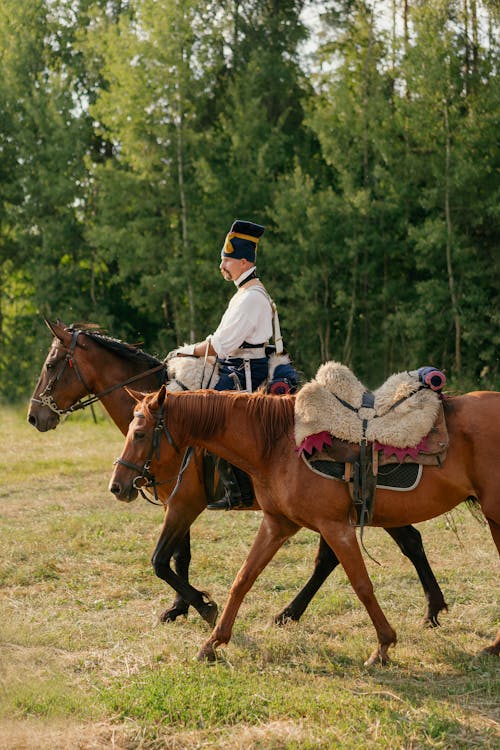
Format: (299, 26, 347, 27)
(274, 535, 338, 625)
(274, 526, 448, 628)
(480, 517, 500, 656)
(385, 525, 448, 627)
(159, 531, 192, 623)
(152, 514, 218, 627)
(198, 513, 300, 662)
(483, 628, 500, 657)
(319, 521, 397, 666)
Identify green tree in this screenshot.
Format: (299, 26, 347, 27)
(392, 0, 500, 386)
(0, 0, 95, 398)
(277, 0, 412, 384)
(0, 0, 497, 400)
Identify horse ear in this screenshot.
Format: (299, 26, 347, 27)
(149, 384, 167, 411)
(158, 384, 167, 407)
(125, 387, 146, 404)
(45, 318, 67, 341)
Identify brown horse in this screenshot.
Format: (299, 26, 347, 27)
(109, 386, 500, 665)
(28, 319, 447, 627)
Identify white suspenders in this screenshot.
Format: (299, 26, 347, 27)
(247, 284, 283, 355)
(241, 285, 283, 392)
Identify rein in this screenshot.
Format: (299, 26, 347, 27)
(66, 364, 166, 413)
(30, 329, 166, 417)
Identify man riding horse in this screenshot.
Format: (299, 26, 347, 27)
(172, 219, 299, 510)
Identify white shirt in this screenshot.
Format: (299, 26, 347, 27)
(208, 278, 273, 359)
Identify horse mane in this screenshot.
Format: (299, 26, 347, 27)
(243, 393, 296, 458)
(143, 391, 295, 460)
(68, 323, 163, 371)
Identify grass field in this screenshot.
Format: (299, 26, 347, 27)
(0, 404, 498, 749)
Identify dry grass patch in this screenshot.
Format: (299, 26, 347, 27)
(0, 406, 498, 749)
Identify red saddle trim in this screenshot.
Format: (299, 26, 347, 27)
(298, 431, 432, 462)
(373, 436, 430, 461)
(297, 431, 333, 455)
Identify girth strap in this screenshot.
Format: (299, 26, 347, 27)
(351, 393, 377, 544)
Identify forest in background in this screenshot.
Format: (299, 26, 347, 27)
(0, 0, 498, 401)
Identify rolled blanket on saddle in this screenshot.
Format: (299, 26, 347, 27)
(295, 362, 448, 463)
(417, 366, 446, 392)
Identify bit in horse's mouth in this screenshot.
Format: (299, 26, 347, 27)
(126, 487, 139, 502)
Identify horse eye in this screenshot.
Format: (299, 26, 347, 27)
(46, 362, 54, 371)
(134, 431, 146, 441)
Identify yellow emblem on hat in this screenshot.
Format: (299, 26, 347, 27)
(223, 232, 260, 255)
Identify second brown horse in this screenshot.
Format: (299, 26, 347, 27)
(109, 386, 500, 665)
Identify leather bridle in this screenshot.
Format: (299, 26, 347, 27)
(113, 407, 193, 506)
(30, 329, 166, 417)
(30, 330, 88, 416)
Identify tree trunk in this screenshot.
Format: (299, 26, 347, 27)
(362, 3, 375, 187)
(471, 0, 478, 82)
(403, 0, 410, 100)
(403, 0, 409, 53)
(443, 98, 461, 375)
(176, 116, 196, 342)
(463, 0, 470, 95)
(233, 0, 240, 66)
(343, 252, 358, 367)
(174, 2, 195, 342)
(391, 0, 397, 72)
(320, 277, 330, 362)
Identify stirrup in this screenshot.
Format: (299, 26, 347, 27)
(207, 494, 252, 511)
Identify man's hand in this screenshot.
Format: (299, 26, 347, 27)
(175, 344, 196, 356)
(164, 344, 196, 362)
(164, 340, 216, 361)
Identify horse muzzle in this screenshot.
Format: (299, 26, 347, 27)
(27, 405, 60, 432)
(108, 477, 139, 503)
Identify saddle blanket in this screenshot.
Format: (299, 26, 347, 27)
(301, 452, 422, 491)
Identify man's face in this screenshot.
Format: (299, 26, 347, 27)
(219, 256, 249, 281)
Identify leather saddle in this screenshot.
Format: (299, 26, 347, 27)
(296, 363, 449, 528)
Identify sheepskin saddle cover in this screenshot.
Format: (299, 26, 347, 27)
(295, 361, 441, 450)
(166, 355, 219, 391)
(166, 353, 292, 392)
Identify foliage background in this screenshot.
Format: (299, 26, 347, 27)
(0, 0, 498, 400)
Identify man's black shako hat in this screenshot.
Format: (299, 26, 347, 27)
(221, 220, 265, 263)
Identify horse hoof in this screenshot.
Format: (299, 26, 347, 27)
(159, 605, 189, 623)
(478, 645, 500, 657)
(422, 603, 447, 628)
(364, 647, 391, 667)
(273, 610, 298, 627)
(197, 642, 218, 662)
(200, 601, 218, 627)
(421, 615, 440, 629)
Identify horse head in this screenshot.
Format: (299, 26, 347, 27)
(28, 319, 167, 435)
(28, 319, 91, 431)
(109, 386, 169, 503)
